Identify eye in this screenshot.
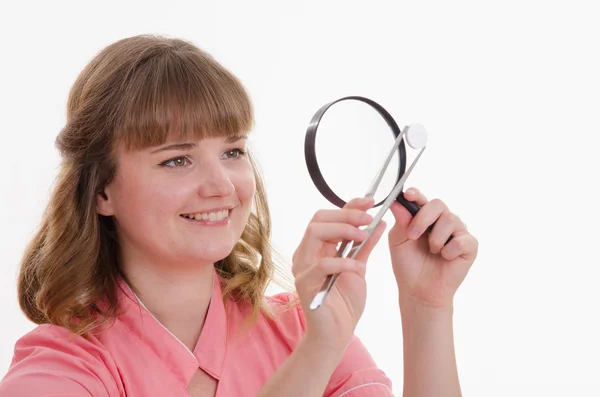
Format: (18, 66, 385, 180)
(222, 148, 246, 159)
(161, 156, 191, 167)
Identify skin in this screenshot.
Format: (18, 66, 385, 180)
(97, 135, 478, 396)
(258, 189, 478, 397)
(96, 135, 254, 350)
(390, 189, 477, 396)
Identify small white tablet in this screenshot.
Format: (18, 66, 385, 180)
(406, 123, 428, 149)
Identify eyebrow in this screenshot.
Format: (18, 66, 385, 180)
(150, 135, 247, 153)
(150, 142, 196, 153)
(225, 135, 248, 144)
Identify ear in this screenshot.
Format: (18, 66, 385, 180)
(96, 185, 115, 216)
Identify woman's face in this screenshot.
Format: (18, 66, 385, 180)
(97, 135, 255, 269)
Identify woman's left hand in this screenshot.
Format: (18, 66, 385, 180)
(388, 187, 479, 309)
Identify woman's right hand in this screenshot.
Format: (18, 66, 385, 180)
(291, 197, 387, 352)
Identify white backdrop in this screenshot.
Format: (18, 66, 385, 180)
(1, 1, 599, 395)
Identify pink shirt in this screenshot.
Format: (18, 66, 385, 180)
(0, 269, 393, 396)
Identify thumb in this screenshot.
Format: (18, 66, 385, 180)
(388, 200, 414, 242)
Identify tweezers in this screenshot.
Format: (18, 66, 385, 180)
(309, 125, 426, 310)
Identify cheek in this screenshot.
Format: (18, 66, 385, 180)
(233, 166, 256, 205)
(111, 171, 187, 225)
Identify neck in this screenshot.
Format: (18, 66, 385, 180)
(122, 255, 216, 352)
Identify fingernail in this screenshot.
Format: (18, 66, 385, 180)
(409, 226, 420, 239)
(355, 228, 367, 240)
(363, 213, 373, 223)
(406, 188, 415, 195)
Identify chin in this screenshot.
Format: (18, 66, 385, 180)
(187, 245, 235, 265)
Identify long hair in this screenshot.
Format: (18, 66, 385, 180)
(17, 34, 293, 337)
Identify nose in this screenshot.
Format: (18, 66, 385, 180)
(195, 160, 235, 198)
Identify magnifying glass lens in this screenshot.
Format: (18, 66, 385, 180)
(315, 100, 400, 205)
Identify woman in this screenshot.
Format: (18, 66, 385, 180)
(0, 34, 478, 396)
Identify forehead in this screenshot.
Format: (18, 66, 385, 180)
(115, 115, 251, 153)
(110, 55, 253, 152)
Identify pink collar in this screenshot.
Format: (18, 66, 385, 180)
(115, 267, 228, 385)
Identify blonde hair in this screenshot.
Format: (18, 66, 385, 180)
(17, 34, 293, 337)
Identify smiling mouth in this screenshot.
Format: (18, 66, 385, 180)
(180, 209, 231, 222)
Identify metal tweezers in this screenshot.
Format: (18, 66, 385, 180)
(309, 125, 426, 310)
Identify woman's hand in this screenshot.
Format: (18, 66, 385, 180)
(388, 187, 479, 309)
(291, 197, 387, 352)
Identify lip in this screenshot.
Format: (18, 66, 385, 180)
(180, 206, 234, 216)
(179, 207, 234, 226)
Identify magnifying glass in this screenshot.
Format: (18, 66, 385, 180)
(304, 96, 448, 310)
(305, 95, 425, 213)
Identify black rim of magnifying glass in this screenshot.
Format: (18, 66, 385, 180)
(304, 95, 408, 209)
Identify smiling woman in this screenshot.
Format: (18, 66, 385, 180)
(0, 33, 477, 397)
(0, 34, 396, 397)
(16, 34, 275, 337)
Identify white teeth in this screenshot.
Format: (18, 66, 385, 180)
(184, 209, 229, 221)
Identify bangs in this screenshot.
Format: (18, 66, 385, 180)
(114, 49, 253, 150)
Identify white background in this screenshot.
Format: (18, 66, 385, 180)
(1, 1, 599, 395)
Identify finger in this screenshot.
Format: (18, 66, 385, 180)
(407, 198, 448, 240)
(297, 197, 375, 263)
(353, 220, 387, 263)
(311, 208, 373, 227)
(403, 187, 428, 206)
(343, 196, 375, 210)
(294, 257, 366, 297)
(388, 200, 413, 234)
(428, 211, 466, 254)
(293, 197, 375, 275)
(439, 232, 479, 262)
(305, 222, 369, 246)
(294, 222, 369, 271)
(389, 188, 428, 234)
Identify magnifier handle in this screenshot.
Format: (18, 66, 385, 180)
(397, 193, 453, 244)
(396, 194, 420, 217)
